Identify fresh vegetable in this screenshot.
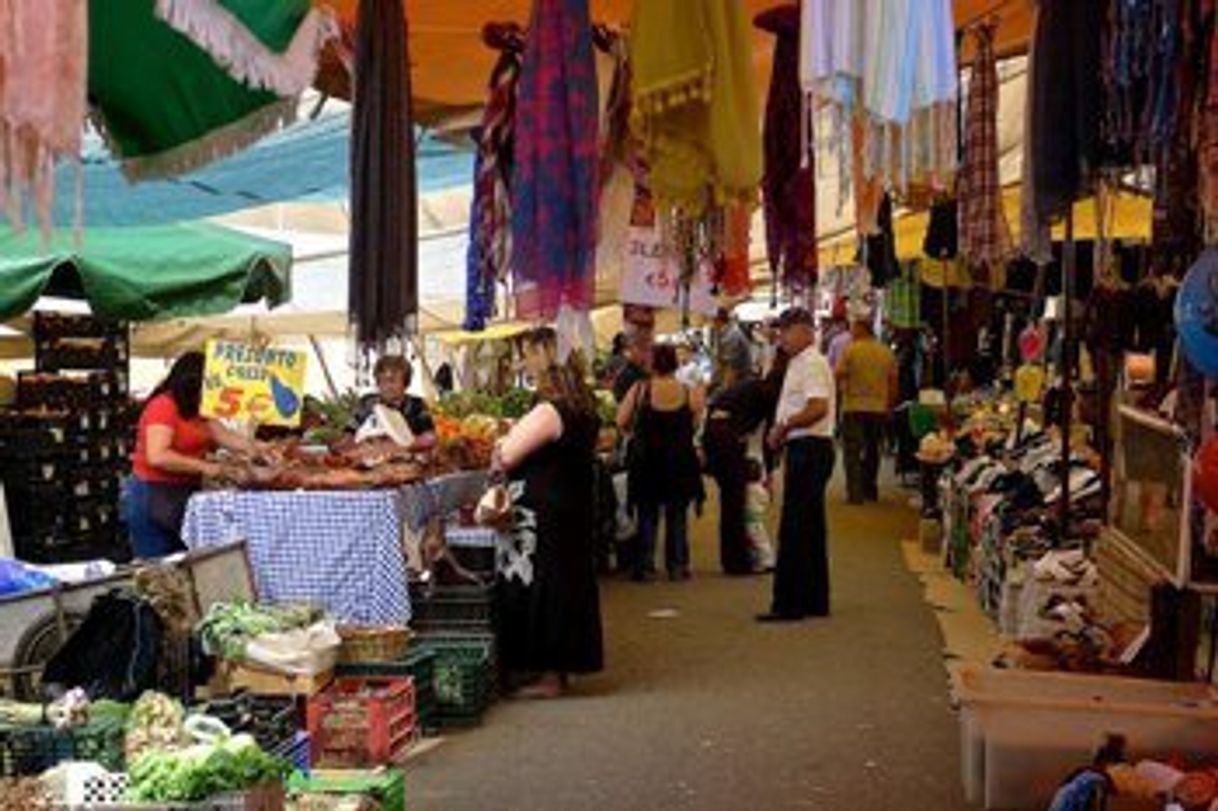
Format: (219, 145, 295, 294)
(0, 699, 45, 726)
(198, 602, 322, 661)
(125, 691, 186, 762)
(125, 733, 288, 802)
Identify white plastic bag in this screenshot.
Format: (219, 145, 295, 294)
(243, 620, 341, 676)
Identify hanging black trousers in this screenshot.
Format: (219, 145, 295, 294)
(771, 436, 835, 618)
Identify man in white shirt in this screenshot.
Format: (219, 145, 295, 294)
(759, 307, 837, 621)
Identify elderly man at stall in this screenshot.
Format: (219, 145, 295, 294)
(759, 307, 836, 622)
(346, 355, 437, 447)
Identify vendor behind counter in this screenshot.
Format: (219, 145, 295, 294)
(345, 355, 437, 446)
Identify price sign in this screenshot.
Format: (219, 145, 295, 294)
(620, 224, 717, 314)
(201, 340, 308, 427)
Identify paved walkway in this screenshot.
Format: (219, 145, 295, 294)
(408, 476, 972, 810)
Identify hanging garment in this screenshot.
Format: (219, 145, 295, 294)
(756, 4, 816, 293)
(630, 0, 761, 216)
(1019, 2, 1052, 264)
(348, 0, 417, 347)
(862, 194, 899, 288)
(0, 0, 86, 237)
(1200, 3, 1218, 244)
(1029, 0, 1104, 224)
(715, 202, 752, 297)
(958, 22, 1013, 273)
(464, 23, 525, 331)
(511, 0, 599, 320)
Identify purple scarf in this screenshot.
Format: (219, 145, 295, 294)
(510, 0, 599, 320)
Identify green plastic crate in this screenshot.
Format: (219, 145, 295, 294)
(288, 768, 405, 811)
(414, 632, 496, 725)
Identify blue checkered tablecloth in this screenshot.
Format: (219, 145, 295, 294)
(182, 490, 410, 625)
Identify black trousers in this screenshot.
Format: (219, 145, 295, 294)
(842, 412, 886, 503)
(703, 421, 753, 575)
(772, 437, 835, 617)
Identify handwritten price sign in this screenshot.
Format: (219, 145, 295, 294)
(201, 340, 308, 427)
(620, 225, 716, 315)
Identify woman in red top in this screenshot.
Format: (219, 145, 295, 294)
(125, 351, 257, 558)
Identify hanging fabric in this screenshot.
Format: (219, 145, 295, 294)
(1019, 1, 1052, 264)
(629, 0, 762, 217)
(1198, 0, 1218, 244)
(756, 4, 817, 295)
(0, 0, 87, 238)
(799, 0, 957, 208)
(464, 22, 526, 331)
(1028, 0, 1104, 226)
(958, 21, 1012, 276)
(510, 0, 599, 320)
(348, 0, 417, 349)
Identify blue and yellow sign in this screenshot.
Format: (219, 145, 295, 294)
(201, 340, 307, 427)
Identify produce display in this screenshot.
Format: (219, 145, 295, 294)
(125, 733, 287, 802)
(198, 602, 322, 661)
(125, 691, 187, 763)
(216, 438, 432, 491)
(435, 388, 534, 420)
(0, 777, 50, 810)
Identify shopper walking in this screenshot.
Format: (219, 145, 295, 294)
(703, 351, 787, 575)
(492, 327, 603, 698)
(836, 304, 898, 504)
(618, 344, 705, 581)
(759, 307, 836, 621)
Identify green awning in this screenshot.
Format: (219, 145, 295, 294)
(0, 222, 291, 322)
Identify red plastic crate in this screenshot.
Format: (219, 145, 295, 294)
(306, 676, 416, 767)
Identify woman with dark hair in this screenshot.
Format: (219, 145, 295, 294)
(617, 343, 705, 581)
(125, 351, 259, 558)
(703, 349, 789, 574)
(491, 327, 603, 698)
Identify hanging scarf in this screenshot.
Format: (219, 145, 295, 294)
(756, 4, 817, 294)
(629, 0, 761, 216)
(348, 0, 417, 348)
(510, 0, 599, 320)
(958, 22, 1012, 274)
(465, 23, 525, 331)
(0, 0, 86, 238)
(1201, 2, 1218, 243)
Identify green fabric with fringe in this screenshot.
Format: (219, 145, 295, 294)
(88, 0, 312, 179)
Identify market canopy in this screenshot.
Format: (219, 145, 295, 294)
(314, 0, 1035, 121)
(0, 222, 291, 322)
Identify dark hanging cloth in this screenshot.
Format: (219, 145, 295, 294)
(465, 23, 526, 331)
(755, 4, 816, 295)
(349, 0, 417, 348)
(510, 0, 599, 320)
(923, 198, 958, 260)
(1030, 0, 1104, 223)
(861, 194, 899, 288)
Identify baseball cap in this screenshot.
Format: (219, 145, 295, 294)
(776, 306, 815, 329)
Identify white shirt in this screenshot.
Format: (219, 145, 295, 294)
(776, 344, 835, 439)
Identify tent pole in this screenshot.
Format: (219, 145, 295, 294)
(1059, 209, 1076, 540)
(308, 335, 339, 398)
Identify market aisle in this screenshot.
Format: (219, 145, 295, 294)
(408, 476, 971, 810)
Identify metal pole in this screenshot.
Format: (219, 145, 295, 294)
(308, 335, 340, 399)
(1059, 210, 1076, 539)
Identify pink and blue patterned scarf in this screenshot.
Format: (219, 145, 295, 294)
(510, 0, 599, 320)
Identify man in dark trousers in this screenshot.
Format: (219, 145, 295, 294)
(759, 307, 837, 621)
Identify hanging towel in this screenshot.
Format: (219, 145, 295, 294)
(510, 0, 600, 320)
(756, 3, 817, 293)
(630, 0, 761, 216)
(958, 22, 1012, 273)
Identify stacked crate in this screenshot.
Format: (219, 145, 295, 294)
(0, 313, 132, 562)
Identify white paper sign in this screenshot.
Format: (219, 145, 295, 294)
(620, 225, 717, 315)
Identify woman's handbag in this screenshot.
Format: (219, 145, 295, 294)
(475, 475, 514, 528)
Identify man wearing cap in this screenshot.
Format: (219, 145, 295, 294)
(836, 304, 897, 504)
(760, 307, 837, 621)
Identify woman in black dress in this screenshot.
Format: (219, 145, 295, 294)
(492, 328, 603, 699)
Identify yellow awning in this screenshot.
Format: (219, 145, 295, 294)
(429, 320, 534, 346)
(816, 186, 1152, 268)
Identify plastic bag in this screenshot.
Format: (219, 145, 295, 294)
(243, 620, 341, 676)
(0, 557, 57, 597)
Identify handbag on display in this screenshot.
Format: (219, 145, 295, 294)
(475, 472, 514, 528)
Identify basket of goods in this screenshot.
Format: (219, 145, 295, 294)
(336, 627, 411, 666)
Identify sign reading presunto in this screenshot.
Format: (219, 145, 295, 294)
(201, 340, 307, 427)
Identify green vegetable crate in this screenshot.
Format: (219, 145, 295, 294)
(288, 768, 405, 811)
(414, 631, 497, 728)
(0, 717, 124, 776)
(78, 775, 285, 810)
(337, 647, 438, 735)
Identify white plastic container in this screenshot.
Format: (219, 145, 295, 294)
(955, 665, 1218, 810)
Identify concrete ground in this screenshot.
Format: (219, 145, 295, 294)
(407, 474, 972, 810)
